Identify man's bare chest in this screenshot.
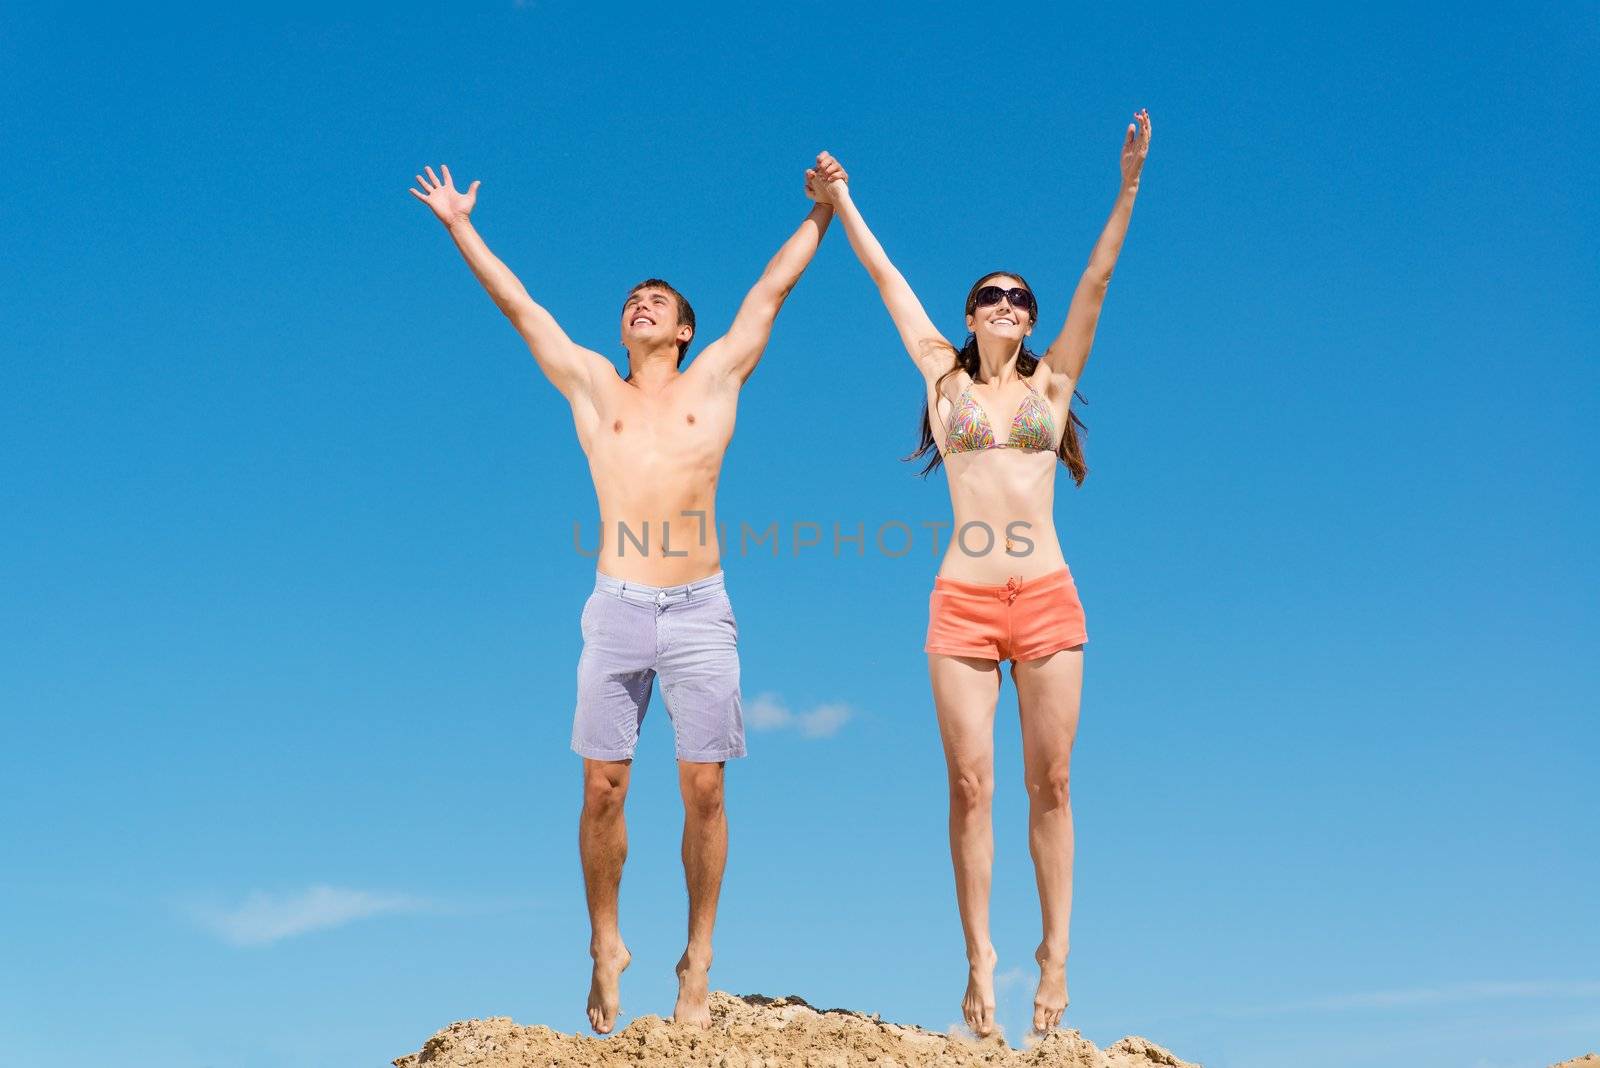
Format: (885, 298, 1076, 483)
(584, 383, 736, 456)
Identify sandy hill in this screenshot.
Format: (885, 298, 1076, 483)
(394, 992, 1202, 1067)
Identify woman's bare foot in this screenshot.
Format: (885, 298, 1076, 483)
(962, 944, 999, 1037)
(586, 941, 630, 1034)
(1032, 943, 1069, 1034)
(672, 949, 713, 1028)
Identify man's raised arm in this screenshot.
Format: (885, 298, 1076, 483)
(411, 164, 607, 400)
(693, 155, 846, 385)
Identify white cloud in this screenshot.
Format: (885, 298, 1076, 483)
(746, 693, 853, 738)
(187, 885, 431, 947)
(747, 693, 793, 731)
(797, 703, 852, 738)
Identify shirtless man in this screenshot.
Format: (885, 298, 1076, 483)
(409, 155, 845, 1031)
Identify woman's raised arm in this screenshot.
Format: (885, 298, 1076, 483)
(810, 153, 952, 375)
(1041, 110, 1152, 384)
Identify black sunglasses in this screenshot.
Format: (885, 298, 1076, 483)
(972, 285, 1036, 314)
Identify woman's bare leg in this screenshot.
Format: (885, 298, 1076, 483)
(929, 652, 1003, 1037)
(1011, 647, 1084, 1033)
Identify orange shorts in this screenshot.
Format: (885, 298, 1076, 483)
(925, 567, 1088, 663)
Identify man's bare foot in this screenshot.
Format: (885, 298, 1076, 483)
(586, 942, 630, 1034)
(672, 949, 713, 1029)
(1032, 943, 1069, 1034)
(962, 944, 999, 1037)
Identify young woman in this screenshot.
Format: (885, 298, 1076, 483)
(808, 110, 1151, 1037)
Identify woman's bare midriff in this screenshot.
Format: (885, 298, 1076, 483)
(937, 447, 1069, 584)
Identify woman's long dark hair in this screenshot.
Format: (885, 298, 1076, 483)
(907, 271, 1089, 485)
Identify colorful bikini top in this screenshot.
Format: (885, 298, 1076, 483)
(943, 377, 1057, 455)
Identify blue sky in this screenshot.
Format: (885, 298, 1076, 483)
(3, 3, 1597, 1067)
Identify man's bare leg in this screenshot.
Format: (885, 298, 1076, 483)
(672, 759, 727, 1028)
(580, 758, 633, 1034)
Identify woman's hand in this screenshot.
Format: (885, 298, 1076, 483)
(1120, 109, 1152, 189)
(805, 150, 849, 205)
(409, 164, 480, 228)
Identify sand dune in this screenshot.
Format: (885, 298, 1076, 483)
(394, 992, 1202, 1067)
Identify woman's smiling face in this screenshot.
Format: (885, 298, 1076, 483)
(965, 274, 1036, 341)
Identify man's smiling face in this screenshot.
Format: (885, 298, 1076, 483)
(620, 284, 694, 358)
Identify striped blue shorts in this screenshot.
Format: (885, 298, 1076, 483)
(571, 570, 745, 763)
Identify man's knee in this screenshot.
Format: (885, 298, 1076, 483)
(679, 764, 725, 821)
(583, 761, 631, 816)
